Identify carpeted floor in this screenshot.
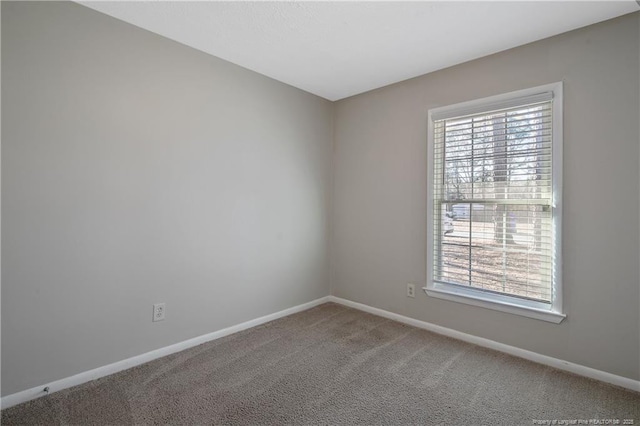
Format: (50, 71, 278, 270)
(2, 302, 639, 425)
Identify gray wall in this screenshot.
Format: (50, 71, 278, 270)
(2, 2, 333, 396)
(2, 1, 639, 399)
(333, 13, 640, 380)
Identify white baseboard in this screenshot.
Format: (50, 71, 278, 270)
(3, 294, 637, 410)
(328, 296, 640, 393)
(1, 296, 331, 410)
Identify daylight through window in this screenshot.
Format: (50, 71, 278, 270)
(426, 83, 564, 322)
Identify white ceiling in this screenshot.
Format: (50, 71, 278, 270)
(79, 1, 639, 101)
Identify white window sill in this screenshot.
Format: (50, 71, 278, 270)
(423, 285, 566, 324)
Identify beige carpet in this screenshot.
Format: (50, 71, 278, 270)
(2, 302, 639, 425)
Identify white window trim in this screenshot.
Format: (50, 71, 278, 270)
(424, 82, 565, 324)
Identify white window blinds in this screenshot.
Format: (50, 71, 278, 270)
(432, 96, 555, 303)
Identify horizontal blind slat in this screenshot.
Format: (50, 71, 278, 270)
(432, 97, 555, 303)
(431, 92, 553, 121)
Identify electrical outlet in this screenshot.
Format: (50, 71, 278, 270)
(153, 303, 166, 322)
(407, 283, 415, 298)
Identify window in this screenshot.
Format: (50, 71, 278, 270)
(425, 83, 564, 323)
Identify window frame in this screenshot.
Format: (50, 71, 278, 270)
(424, 82, 565, 323)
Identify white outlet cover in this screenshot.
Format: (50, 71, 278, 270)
(407, 284, 415, 298)
(153, 303, 166, 322)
